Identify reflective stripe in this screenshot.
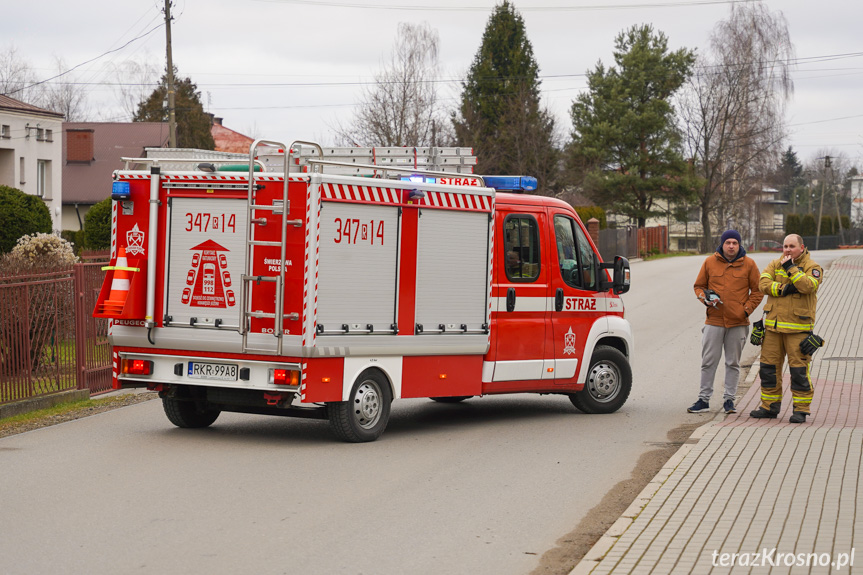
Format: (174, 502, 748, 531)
(775, 269, 789, 278)
(790, 271, 804, 283)
(770, 282, 782, 297)
(760, 272, 773, 280)
(808, 276, 819, 289)
(761, 394, 783, 400)
(793, 397, 813, 403)
(765, 319, 815, 331)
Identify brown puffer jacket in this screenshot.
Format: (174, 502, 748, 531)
(693, 251, 763, 328)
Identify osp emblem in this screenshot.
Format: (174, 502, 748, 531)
(563, 327, 577, 355)
(125, 223, 145, 256)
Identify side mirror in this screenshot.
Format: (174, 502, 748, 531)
(598, 255, 631, 294)
(612, 256, 630, 295)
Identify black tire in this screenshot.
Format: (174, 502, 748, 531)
(569, 345, 632, 414)
(162, 397, 220, 428)
(430, 396, 472, 403)
(328, 369, 392, 442)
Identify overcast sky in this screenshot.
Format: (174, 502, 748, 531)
(3, 0, 861, 168)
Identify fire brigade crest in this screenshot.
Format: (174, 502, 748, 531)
(563, 327, 577, 355)
(182, 240, 235, 308)
(125, 224, 145, 256)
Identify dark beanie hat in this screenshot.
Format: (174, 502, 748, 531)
(720, 229, 742, 245)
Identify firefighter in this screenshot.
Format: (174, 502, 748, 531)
(689, 229, 763, 415)
(750, 234, 823, 423)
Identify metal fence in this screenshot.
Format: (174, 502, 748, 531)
(598, 227, 638, 262)
(598, 225, 668, 261)
(0, 262, 111, 406)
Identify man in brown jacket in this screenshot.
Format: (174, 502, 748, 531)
(689, 230, 763, 414)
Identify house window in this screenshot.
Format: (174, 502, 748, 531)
(0, 125, 10, 139)
(36, 128, 45, 141)
(19, 157, 25, 185)
(37, 160, 50, 199)
(45, 129, 53, 142)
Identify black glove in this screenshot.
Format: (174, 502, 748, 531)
(781, 282, 799, 297)
(800, 333, 824, 356)
(701, 289, 722, 307)
(750, 320, 765, 346)
(781, 258, 795, 271)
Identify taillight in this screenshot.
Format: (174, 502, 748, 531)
(270, 369, 299, 386)
(122, 359, 153, 375)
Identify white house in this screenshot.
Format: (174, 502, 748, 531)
(0, 94, 64, 229)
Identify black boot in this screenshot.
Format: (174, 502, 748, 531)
(789, 412, 808, 424)
(750, 407, 779, 419)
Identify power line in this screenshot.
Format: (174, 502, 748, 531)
(2, 22, 165, 97)
(251, 0, 757, 12)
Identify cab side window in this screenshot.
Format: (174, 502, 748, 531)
(503, 215, 540, 282)
(554, 215, 596, 290)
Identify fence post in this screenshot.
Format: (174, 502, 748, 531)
(587, 218, 600, 247)
(73, 264, 87, 392)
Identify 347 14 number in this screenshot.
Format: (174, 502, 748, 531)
(185, 213, 237, 233)
(334, 218, 385, 245)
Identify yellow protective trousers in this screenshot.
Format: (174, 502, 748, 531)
(758, 331, 815, 414)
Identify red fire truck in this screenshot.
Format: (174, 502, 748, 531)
(96, 140, 632, 442)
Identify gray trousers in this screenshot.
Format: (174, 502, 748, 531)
(700, 324, 749, 402)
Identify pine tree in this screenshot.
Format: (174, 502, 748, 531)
(569, 24, 695, 227)
(453, 1, 559, 192)
(134, 70, 214, 150)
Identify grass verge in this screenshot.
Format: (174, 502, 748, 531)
(0, 392, 157, 438)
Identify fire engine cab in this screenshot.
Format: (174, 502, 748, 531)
(96, 140, 633, 442)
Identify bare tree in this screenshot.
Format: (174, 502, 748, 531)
(679, 3, 794, 250)
(0, 45, 40, 103)
(110, 59, 160, 121)
(38, 57, 90, 120)
(336, 22, 449, 147)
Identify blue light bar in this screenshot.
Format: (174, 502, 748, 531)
(482, 176, 538, 193)
(111, 181, 131, 201)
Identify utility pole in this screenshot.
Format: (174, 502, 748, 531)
(164, 0, 177, 148)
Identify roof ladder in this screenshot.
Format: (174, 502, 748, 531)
(239, 140, 321, 355)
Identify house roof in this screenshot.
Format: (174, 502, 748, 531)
(0, 94, 65, 119)
(211, 122, 254, 154)
(62, 122, 170, 204)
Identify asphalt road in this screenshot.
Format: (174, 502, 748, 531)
(0, 249, 845, 575)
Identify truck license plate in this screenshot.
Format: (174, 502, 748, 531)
(188, 362, 238, 381)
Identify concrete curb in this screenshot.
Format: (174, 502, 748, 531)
(568, 360, 763, 575)
(0, 389, 90, 420)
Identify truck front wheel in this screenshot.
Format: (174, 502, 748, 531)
(569, 345, 631, 414)
(162, 397, 220, 428)
(328, 369, 392, 442)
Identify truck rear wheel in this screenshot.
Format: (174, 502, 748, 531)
(569, 345, 631, 414)
(162, 397, 221, 428)
(328, 369, 392, 442)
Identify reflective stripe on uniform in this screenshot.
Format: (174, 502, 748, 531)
(761, 393, 782, 401)
(761, 272, 773, 280)
(770, 282, 783, 297)
(765, 319, 815, 331)
(808, 276, 819, 289)
(790, 271, 805, 283)
(775, 269, 789, 278)
(793, 397, 813, 404)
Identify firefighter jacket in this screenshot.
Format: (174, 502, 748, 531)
(758, 250, 822, 333)
(694, 249, 763, 328)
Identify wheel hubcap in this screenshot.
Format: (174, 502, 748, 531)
(354, 381, 381, 429)
(588, 361, 621, 403)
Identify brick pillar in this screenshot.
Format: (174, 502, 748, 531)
(587, 218, 600, 246)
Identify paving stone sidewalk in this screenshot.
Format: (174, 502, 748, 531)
(573, 254, 863, 575)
